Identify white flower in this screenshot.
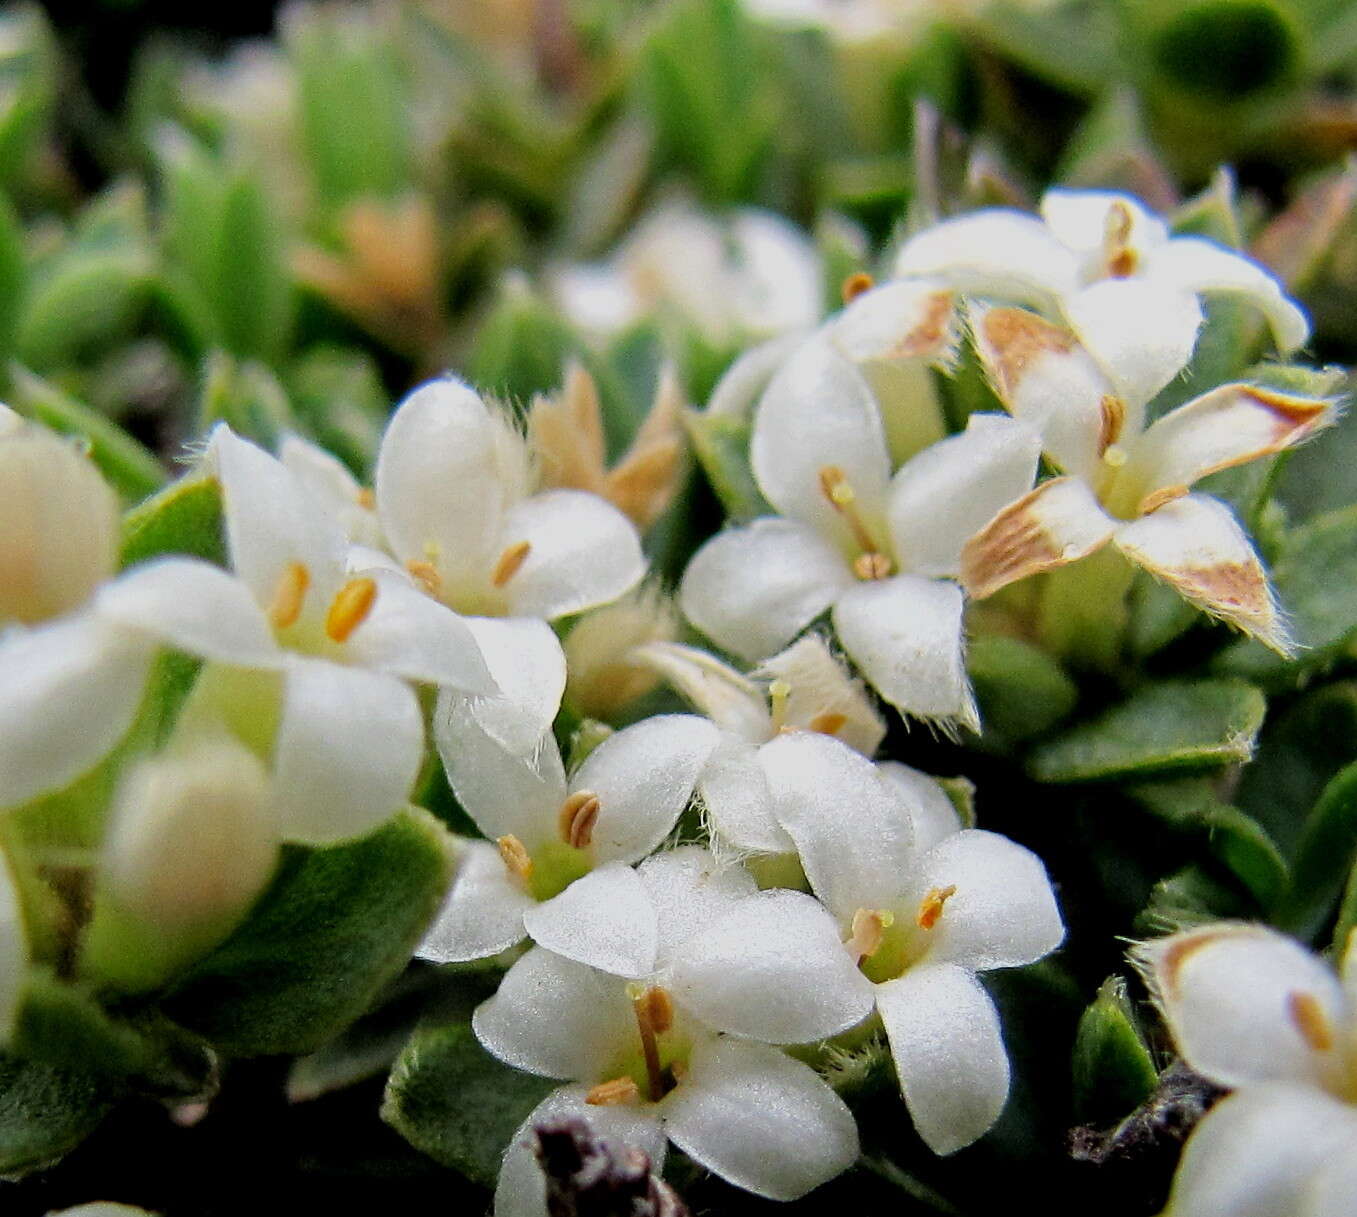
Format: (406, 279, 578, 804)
(704, 730, 1064, 1154)
(681, 287, 1042, 729)
(0, 426, 495, 842)
(895, 188, 1310, 407)
(1135, 923, 1357, 1217)
(550, 197, 823, 344)
(0, 840, 28, 1043)
(476, 846, 865, 1213)
(960, 304, 1335, 651)
(278, 433, 382, 549)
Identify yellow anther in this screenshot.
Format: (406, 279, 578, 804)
(267, 561, 310, 630)
(491, 540, 532, 588)
(768, 678, 792, 733)
(853, 552, 893, 581)
(586, 1077, 641, 1106)
(808, 711, 847, 736)
(356, 487, 376, 510)
(405, 559, 442, 596)
(557, 790, 601, 850)
(1288, 991, 1335, 1053)
(916, 885, 957, 930)
(1098, 395, 1126, 456)
(1103, 201, 1139, 278)
(496, 834, 534, 883)
(819, 466, 856, 507)
(629, 984, 673, 1102)
(325, 576, 378, 643)
(847, 908, 894, 964)
(841, 271, 875, 305)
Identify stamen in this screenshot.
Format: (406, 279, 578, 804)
(818, 466, 890, 571)
(1102, 443, 1128, 469)
(496, 834, 534, 883)
(557, 790, 601, 849)
(852, 552, 892, 581)
(1288, 991, 1335, 1053)
(267, 561, 310, 629)
(356, 487, 376, 510)
(325, 576, 378, 643)
(1138, 484, 1190, 515)
(405, 559, 442, 596)
(808, 711, 847, 736)
(491, 540, 532, 588)
(586, 1077, 641, 1106)
(847, 908, 894, 964)
(626, 983, 672, 1102)
(768, 679, 792, 733)
(916, 885, 957, 930)
(1103, 200, 1138, 278)
(1098, 395, 1126, 455)
(840, 271, 875, 305)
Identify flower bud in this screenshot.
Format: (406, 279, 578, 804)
(0, 423, 120, 625)
(564, 585, 679, 719)
(101, 739, 279, 940)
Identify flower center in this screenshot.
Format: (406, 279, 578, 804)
(586, 984, 690, 1108)
(817, 466, 893, 580)
(853, 885, 958, 983)
(494, 809, 597, 903)
(1101, 201, 1139, 279)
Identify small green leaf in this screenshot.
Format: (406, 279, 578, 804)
(15, 250, 153, 371)
(0, 191, 27, 362)
(1138, 863, 1254, 934)
(382, 1019, 555, 1186)
(213, 177, 292, 362)
(1273, 761, 1357, 941)
(0, 1051, 113, 1177)
(685, 410, 770, 522)
(1029, 679, 1266, 784)
(968, 635, 1078, 746)
(466, 278, 583, 406)
(166, 808, 456, 1056)
(119, 473, 225, 569)
(197, 351, 296, 451)
(1071, 977, 1157, 1127)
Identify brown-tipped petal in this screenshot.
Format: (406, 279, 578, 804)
(528, 362, 609, 493)
(960, 477, 1115, 600)
(1114, 494, 1292, 655)
(605, 367, 688, 530)
(831, 282, 959, 367)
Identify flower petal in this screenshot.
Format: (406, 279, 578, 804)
(95, 557, 281, 667)
(523, 862, 659, 978)
(1064, 278, 1202, 406)
(450, 616, 567, 756)
(907, 829, 1064, 970)
(631, 642, 771, 741)
(1151, 235, 1310, 354)
(876, 962, 1010, 1155)
(474, 946, 637, 1081)
(832, 573, 977, 730)
(960, 477, 1116, 601)
(1114, 494, 1290, 653)
(571, 715, 720, 864)
(1039, 189, 1168, 265)
(680, 518, 852, 662)
(893, 209, 1079, 307)
(1162, 1085, 1357, 1217)
(706, 332, 808, 420)
(669, 889, 875, 1042)
(662, 1037, 859, 1201)
(756, 633, 885, 756)
(1305, 1137, 1357, 1217)
(416, 838, 533, 964)
(757, 730, 914, 922)
(0, 617, 152, 808)
(500, 490, 646, 620)
(876, 761, 962, 852)
(273, 659, 423, 843)
(636, 845, 758, 965)
(887, 413, 1041, 577)
(697, 737, 795, 856)
(828, 280, 958, 366)
(1134, 923, 1347, 1092)
(279, 433, 382, 548)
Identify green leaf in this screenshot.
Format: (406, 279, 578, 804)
(0, 191, 27, 362)
(0, 1051, 113, 1177)
(1273, 761, 1357, 941)
(212, 176, 292, 362)
(466, 279, 584, 406)
(6, 364, 165, 500)
(1071, 977, 1157, 1127)
(1138, 862, 1254, 934)
(15, 249, 153, 371)
(967, 635, 1078, 746)
(382, 1019, 555, 1185)
(166, 808, 456, 1056)
(288, 346, 390, 474)
(685, 410, 770, 522)
(119, 473, 225, 569)
(197, 351, 296, 451)
(1028, 679, 1266, 784)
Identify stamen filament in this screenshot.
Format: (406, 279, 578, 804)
(557, 791, 601, 849)
(267, 561, 310, 630)
(818, 466, 891, 573)
(1103, 201, 1138, 278)
(768, 679, 792, 734)
(627, 983, 670, 1102)
(325, 576, 379, 643)
(916, 885, 957, 931)
(491, 540, 532, 588)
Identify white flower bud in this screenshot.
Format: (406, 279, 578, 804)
(0, 423, 120, 625)
(101, 739, 278, 938)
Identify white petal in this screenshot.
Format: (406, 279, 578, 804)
(1151, 236, 1310, 354)
(876, 761, 961, 852)
(755, 633, 885, 756)
(1135, 923, 1345, 1091)
(706, 332, 809, 420)
(433, 689, 566, 847)
(907, 830, 1064, 970)
(279, 434, 382, 548)
(669, 889, 874, 1042)
(750, 336, 892, 541)
(273, 659, 423, 843)
(887, 413, 1041, 577)
(1305, 1139, 1357, 1217)
(1039, 189, 1168, 264)
(571, 715, 720, 864)
(662, 1037, 859, 1201)
(0, 843, 27, 1040)
(893, 210, 1079, 307)
(473, 947, 635, 1081)
(95, 558, 281, 667)
(758, 730, 914, 922)
(523, 862, 659, 978)
(501, 490, 646, 620)
(698, 737, 795, 856)
(1064, 279, 1202, 406)
(339, 572, 495, 693)
(1114, 495, 1288, 652)
(960, 477, 1117, 601)
(209, 424, 349, 609)
(680, 519, 853, 662)
(876, 962, 1010, 1155)
(0, 617, 153, 808)
(1162, 1085, 1357, 1217)
(636, 845, 758, 965)
(969, 304, 1115, 479)
(832, 574, 977, 730)
(416, 839, 533, 963)
(828, 280, 958, 366)
(727, 209, 825, 337)
(451, 616, 567, 756)
(631, 642, 771, 741)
